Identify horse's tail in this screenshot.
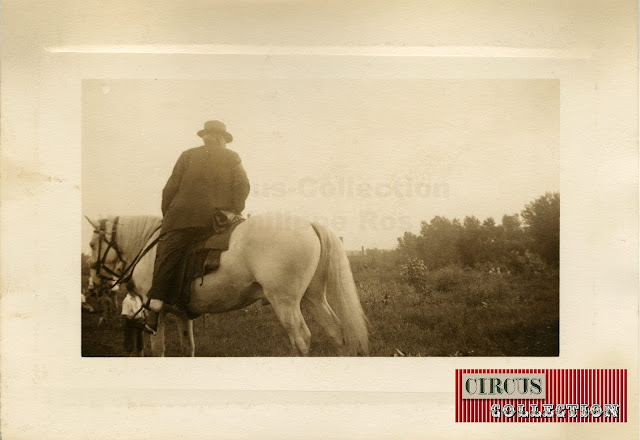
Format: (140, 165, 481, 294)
(311, 222, 369, 355)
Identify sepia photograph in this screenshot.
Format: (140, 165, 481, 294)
(2, 1, 637, 439)
(81, 79, 560, 357)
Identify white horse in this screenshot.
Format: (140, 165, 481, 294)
(86, 214, 368, 357)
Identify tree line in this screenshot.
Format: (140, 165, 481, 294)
(397, 192, 559, 274)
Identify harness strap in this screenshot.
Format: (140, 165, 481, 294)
(129, 298, 154, 321)
(108, 225, 161, 289)
(130, 304, 146, 320)
(100, 265, 123, 278)
(97, 218, 124, 271)
(92, 217, 162, 290)
(111, 216, 125, 263)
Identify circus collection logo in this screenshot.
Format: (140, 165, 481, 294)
(455, 369, 626, 423)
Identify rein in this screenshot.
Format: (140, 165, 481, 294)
(92, 217, 161, 289)
(111, 230, 161, 288)
(92, 217, 126, 281)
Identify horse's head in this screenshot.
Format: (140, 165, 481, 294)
(86, 216, 126, 289)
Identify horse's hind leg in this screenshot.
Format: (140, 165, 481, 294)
(267, 294, 311, 356)
(303, 281, 345, 351)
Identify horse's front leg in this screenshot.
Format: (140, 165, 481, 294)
(148, 310, 166, 357)
(175, 315, 196, 357)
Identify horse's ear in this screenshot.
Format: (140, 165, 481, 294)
(85, 215, 99, 230)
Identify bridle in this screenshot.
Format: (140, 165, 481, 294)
(91, 217, 127, 284)
(89, 216, 162, 289)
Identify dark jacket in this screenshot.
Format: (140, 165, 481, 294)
(160, 145, 250, 233)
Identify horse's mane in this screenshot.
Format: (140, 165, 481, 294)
(106, 215, 162, 257)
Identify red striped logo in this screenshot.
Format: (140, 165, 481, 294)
(455, 369, 627, 422)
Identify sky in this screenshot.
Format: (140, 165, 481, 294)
(81, 78, 559, 252)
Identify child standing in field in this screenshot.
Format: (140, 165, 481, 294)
(121, 284, 145, 357)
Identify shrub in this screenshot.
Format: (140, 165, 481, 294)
(430, 265, 467, 292)
(400, 258, 429, 295)
(506, 250, 547, 277)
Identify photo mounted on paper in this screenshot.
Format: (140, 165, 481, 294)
(81, 78, 559, 357)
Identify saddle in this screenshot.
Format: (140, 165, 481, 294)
(175, 211, 245, 318)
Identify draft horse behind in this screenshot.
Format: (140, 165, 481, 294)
(86, 214, 369, 357)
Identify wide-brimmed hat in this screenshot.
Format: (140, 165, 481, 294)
(197, 120, 233, 143)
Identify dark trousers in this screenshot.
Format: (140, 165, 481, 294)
(147, 227, 211, 304)
(123, 319, 143, 353)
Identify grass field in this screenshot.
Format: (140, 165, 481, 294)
(82, 259, 559, 357)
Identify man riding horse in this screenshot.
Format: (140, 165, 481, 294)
(144, 120, 250, 334)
